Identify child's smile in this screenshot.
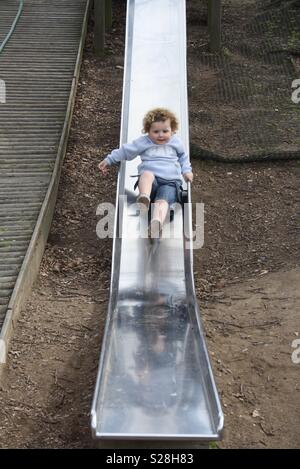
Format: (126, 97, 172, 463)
(148, 119, 173, 145)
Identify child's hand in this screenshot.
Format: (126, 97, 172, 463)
(98, 160, 109, 175)
(183, 172, 193, 183)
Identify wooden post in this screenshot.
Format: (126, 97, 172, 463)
(105, 0, 112, 33)
(208, 0, 222, 52)
(94, 0, 105, 56)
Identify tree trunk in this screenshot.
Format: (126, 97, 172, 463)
(105, 0, 112, 33)
(94, 0, 105, 56)
(208, 0, 222, 52)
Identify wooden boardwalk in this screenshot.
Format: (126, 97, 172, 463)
(0, 0, 89, 359)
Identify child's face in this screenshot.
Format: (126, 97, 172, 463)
(148, 119, 173, 145)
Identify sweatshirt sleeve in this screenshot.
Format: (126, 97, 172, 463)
(104, 137, 145, 166)
(174, 137, 192, 174)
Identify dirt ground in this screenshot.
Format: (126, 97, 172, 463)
(0, 0, 299, 448)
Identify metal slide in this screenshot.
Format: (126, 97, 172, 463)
(91, 0, 223, 444)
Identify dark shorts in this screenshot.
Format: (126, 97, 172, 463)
(150, 176, 182, 205)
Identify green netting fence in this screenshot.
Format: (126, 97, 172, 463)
(189, 0, 300, 162)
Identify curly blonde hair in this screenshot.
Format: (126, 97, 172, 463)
(142, 108, 179, 133)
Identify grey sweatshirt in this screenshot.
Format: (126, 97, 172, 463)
(104, 135, 192, 181)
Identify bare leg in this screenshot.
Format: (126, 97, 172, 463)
(152, 199, 169, 225)
(149, 199, 169, 239)
(138, 171, 154, 196)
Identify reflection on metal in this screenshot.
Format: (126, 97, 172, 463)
(91, 0, 223, 444)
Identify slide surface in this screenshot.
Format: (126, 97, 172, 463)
(91, 0, 223, 442)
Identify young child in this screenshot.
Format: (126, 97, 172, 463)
(98, 108, 193, 238)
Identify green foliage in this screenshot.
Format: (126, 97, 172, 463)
(209, 441, 219, 449)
